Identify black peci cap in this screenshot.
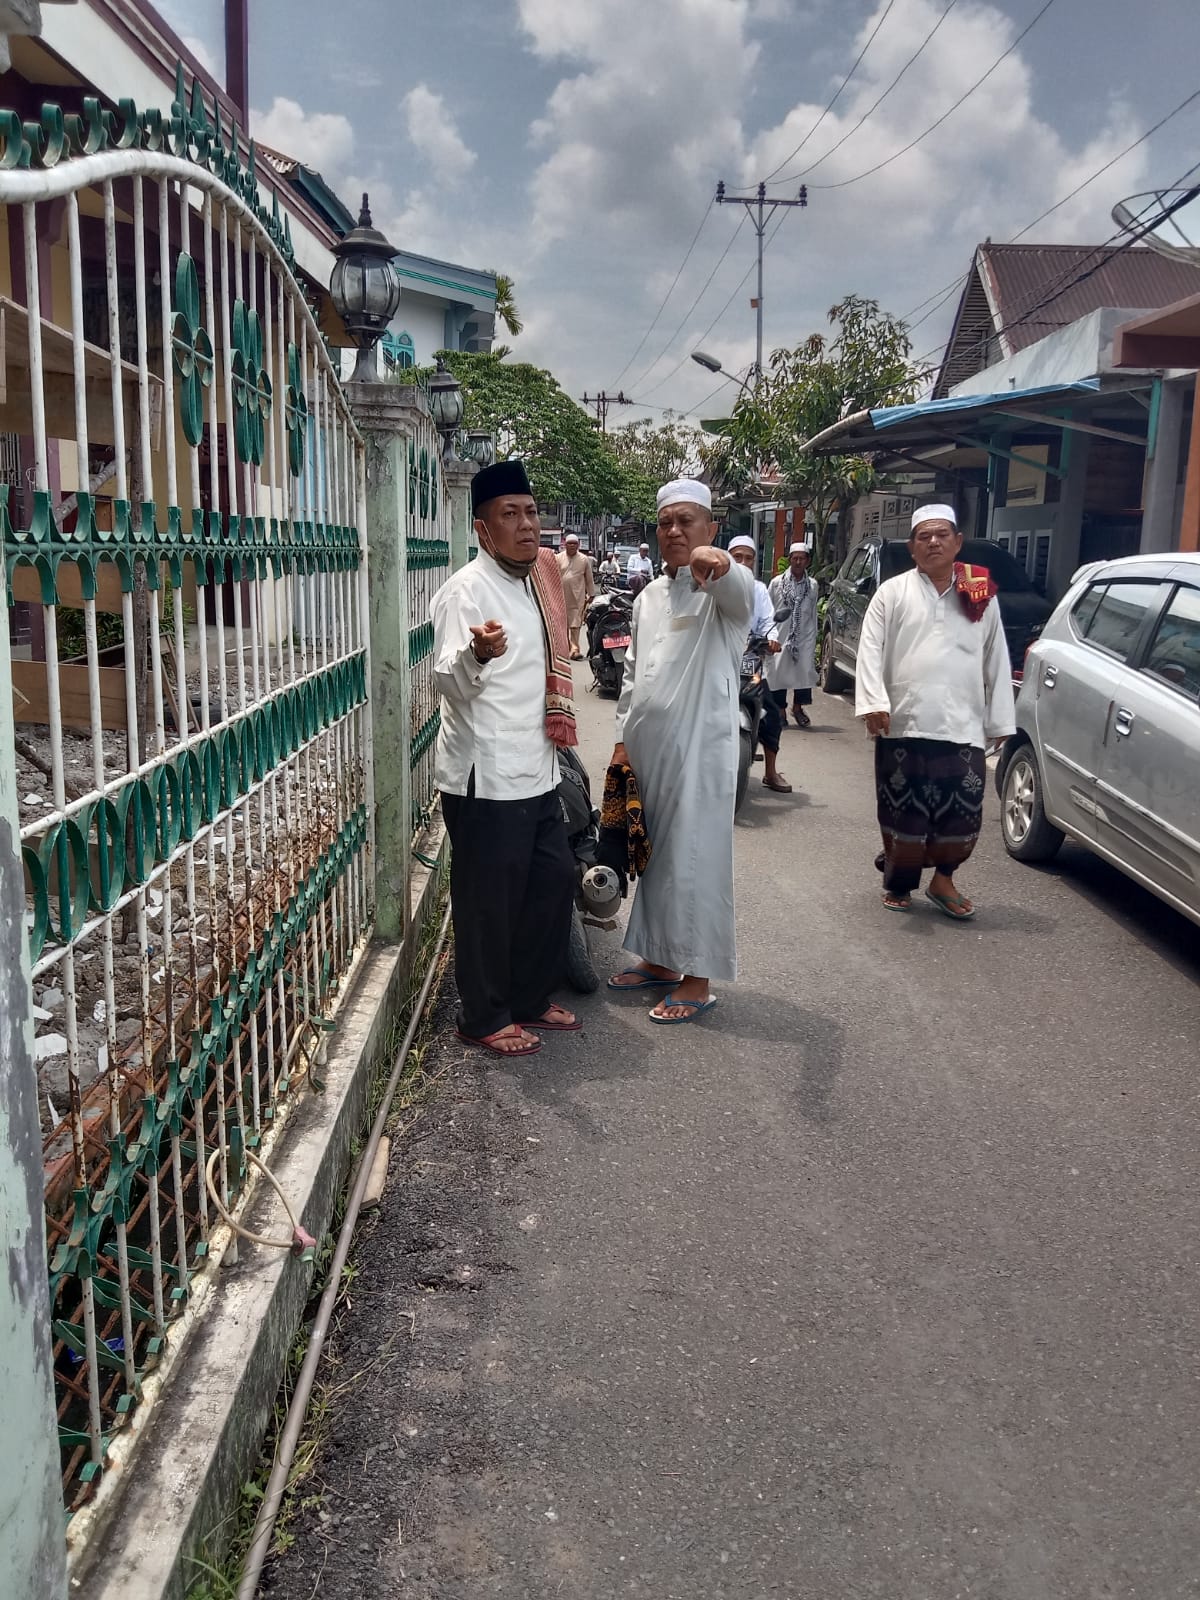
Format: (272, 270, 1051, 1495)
(471, 459, 534, 515)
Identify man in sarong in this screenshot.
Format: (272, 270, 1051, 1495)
(607, 479, 753, 1022)
(766, 542, 818, 726)
(557, 532, 595, 659)
(432, 459, 579, 1056)
(855, 503, 1016, 919)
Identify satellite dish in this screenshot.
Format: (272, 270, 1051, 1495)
(1111, 187, 1200, 263)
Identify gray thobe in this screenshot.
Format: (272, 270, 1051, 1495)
(614, 561, 754, 981)
(764, 572, 818, 694)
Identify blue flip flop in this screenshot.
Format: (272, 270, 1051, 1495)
(607, 968, 680, 991)
(648, 992, 717, 1025)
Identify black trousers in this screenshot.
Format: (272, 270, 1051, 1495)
(759, 691, 782, 754)
(772, 686, 812, 710)
(441, 782, 575, 1039)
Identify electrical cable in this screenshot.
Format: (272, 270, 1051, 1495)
(771, 0, 960, 187)
(761, 0, 898, 183)
(609, 201, 713, 388)
(900, 87, 1200, 333)
(807, 0, 1058, 191)
(624, 213, 748, 394)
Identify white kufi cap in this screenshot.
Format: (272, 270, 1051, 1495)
(911, 503, 957, 531)
(728, 535, 756, 553)
(656, 477, 712, 512)
(788, 541, 808, 554)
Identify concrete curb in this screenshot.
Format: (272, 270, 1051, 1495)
(71, 829, 447, 1600)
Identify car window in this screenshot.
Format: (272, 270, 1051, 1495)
(959, 540, 1036, 593)
(879, 542, 913, 581)
(1143, 585, 1200, 699)
(1071, 582, 1107, 637)
(1081, 580, 1163, 662)
(839, 546, 867, 582)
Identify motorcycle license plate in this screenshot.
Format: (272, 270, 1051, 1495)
(603, 633, 632, 651)
(741, 652, 760, 675)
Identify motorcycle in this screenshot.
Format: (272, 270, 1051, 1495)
(735, 607, 791, 815)
(556, 746, 623, 993)
(586, 582, 634, 698)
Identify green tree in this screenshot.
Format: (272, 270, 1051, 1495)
(491, 273, 523, 337)
(607, 412, 706, 520)
(438, 350, 629, 516)
(704, 296, 919, 568)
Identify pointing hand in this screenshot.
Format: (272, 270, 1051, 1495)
(470, 620, 507, 662)
(690, 546, 731, 587)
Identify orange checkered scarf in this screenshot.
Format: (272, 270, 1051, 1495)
(955, 561, 997, 622)
(527, 548, 578, 747)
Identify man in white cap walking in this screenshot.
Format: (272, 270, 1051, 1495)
(766, 542, 818, 726)
(607, 479, 753, 1021)
(728, 534, 791, 793)
(557, 532, 594, 659)
(855, 503, 1015, 918)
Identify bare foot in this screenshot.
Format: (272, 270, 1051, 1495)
(460, 1024, 539, 1055)
(517, 1003, 581, 1031)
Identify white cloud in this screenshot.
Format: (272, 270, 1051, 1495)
(250, 97, 357, 184)
(509, 0, 1154, 416)
(402, 85, 478, 185)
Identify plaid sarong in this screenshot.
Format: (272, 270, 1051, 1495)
(875, 737, 986, 895)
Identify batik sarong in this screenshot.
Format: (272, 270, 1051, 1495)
(875, 737, 987, 895)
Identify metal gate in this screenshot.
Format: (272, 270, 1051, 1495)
(0, 72, 372, 1518)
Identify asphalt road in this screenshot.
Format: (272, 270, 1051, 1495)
(264, 681, 1200, 1600)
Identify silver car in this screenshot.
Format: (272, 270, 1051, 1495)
(997, 552, 1200, 929)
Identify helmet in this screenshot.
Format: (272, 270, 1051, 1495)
(579, 864, 622, 918)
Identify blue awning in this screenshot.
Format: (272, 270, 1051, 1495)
(868, 378, 1101, 430)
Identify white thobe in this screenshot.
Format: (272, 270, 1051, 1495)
(627, 554, 653, 580)
(615, 561, 754, 981)
(764, 572, 818, 693)
(749, 579, 774, 640)
(855, 567, 1016, 746)
(431, 550, 557, 800)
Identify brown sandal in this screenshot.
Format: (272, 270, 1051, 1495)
(456, 1025, 541, 1057)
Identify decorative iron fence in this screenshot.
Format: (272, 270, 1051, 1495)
(0, 72, 372, 1518)
(406, 439, 448, 837)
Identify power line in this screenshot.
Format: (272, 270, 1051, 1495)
(808, 0, 1059, 191)
(608, 201, 713, 388)
(900, 83, 1200, 333)
(771, 0, 960, 187)
(624, 214, 748, 394)
(761, 0, 897, 184)
(579, 390, 632, 432)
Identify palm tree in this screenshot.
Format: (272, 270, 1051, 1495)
(492, 272, 523, 338)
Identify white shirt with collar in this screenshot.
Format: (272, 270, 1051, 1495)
(855, 566, 1016, 747)
(749, 578, 774, 639)
(431, 549, 558, 801)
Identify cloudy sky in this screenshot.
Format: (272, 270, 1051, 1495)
(157, 0, 1200, 424)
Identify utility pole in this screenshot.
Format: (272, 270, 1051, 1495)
(579, 391, 631, 434)
(715, 180, 807, 389)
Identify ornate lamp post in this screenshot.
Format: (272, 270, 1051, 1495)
(427, 355, 465, 465)
(462, 429, 495, 468)
(329, 194, 401, 383)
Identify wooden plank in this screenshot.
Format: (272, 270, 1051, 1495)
(11, 659, 128, 731)
(10, 560, 127, 613)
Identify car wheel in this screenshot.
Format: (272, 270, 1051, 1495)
(565, 904, 600, 993)
(1001, 744, 1065, 862)
(819, 631, 852, 695)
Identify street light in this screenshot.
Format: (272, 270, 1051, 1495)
(329, 193, 402, 383)
(690, 350, 753, 394)
(427, 355, 465, 465)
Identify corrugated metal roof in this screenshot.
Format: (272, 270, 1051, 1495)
(982, 242, 1200, 353)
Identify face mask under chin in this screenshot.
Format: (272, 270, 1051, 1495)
(480, 536, 536, 579)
